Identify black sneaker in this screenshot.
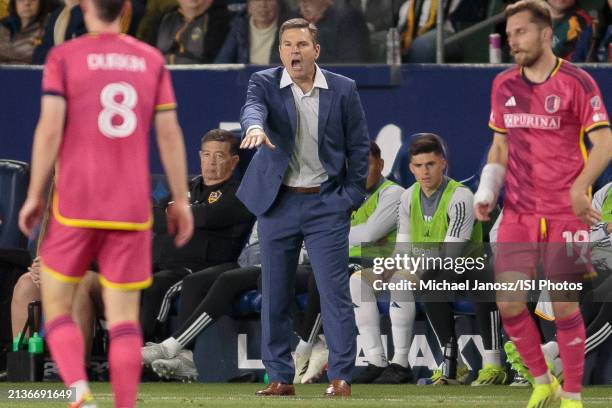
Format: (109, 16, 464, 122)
(353, 364, 387, 383)
(372, 363, 413, 384)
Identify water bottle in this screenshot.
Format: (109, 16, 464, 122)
(442, 336, 458, 379)
(489, 33, 502, 64)
(386, 28, 401, 65)
(28, 332, 44, 354)
(12, 334, 24, 352)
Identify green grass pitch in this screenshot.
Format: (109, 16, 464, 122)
(1, 383, 612, 407)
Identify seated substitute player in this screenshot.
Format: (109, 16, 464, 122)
(293, 140, 405, 384)
(17, 0, 194, 405)
(351, 134, 505, 386)
(474, 1, 611, 407)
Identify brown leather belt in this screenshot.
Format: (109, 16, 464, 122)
(282, 185, 320, 194)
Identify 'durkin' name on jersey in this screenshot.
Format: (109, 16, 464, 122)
(87, 53, 146, 72)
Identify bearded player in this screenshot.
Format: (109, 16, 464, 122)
(474, 1, 611, 407)
(18, 0, 194, 405)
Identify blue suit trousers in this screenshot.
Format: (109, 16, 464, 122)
(258, 189, 356, 383)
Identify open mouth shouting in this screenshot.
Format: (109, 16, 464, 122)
(291, 56, 303, 72)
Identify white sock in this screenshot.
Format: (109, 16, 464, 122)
(482, 349, 501, 367)
(534, 371, 552, 385)
(295, 339, 313, 357)
(541, 341, 559, 361)
(350, 271, 386, 367)
(317, 334, 326, 347)
(69, 380, 90, 402)
(562, 391, 581, 401)
(389, 273, 415, 368)
(161, 337, 183, 358)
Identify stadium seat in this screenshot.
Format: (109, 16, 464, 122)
(452, 299, 475, 315)
(0, 160, 29, 251)
(376, 299, 475, 315)
(229, 129, 255, 181)
(458, 174, 479, 193)
(387, 142, 415, 189)
(232, 289, 262, 316)
(232, 290, 312, 316)
(150, 174, 170, 207)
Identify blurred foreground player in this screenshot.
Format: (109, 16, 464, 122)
(474, 1, 611, 407)
(18, 0, 194, 404)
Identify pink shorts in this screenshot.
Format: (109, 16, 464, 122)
(40, 217, 152, 290)
(495, 211, 590, 281)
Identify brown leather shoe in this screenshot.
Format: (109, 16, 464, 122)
(255, 382, 295, 396)
(325, 379, 351, 397)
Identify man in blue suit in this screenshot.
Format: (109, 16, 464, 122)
(238, 18, 370, 397)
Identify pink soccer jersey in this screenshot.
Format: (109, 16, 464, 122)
(42, 33, 176, 230)
(489, 59, 610, 217)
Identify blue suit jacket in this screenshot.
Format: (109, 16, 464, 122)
(237, 66, 370, 216)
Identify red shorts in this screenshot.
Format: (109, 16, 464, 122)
(495, 211, 590, 281)
(40, 217, 152, 290)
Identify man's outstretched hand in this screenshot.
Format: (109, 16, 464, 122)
(240, 128, 276, 150)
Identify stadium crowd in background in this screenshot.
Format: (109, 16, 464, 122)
(596, 0, 612, 61)
(548, 0, 594, 62)
(155, 0, 230, 64)
(292, 0, 370, 62)
(215, 0, 288, 64)
(0, 0, 57, 63)
(2, 0, 612, 64)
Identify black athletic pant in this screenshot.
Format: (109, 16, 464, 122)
(421, 264, 502, 352)
(423, 298, 501, 351)
(152, 264, 312, 349)
(171, 265, 262, 348)
(580, 271, 612, 355)
(140, 263, 238, 340)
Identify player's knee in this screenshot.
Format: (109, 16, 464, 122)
(102, 288, 140, 324)
(496, 300, 525, 318)
(349, 270, 363, 286)
(551, 301, 579, 319)
(350, 270, 373, 301)
(12, 273, 40, 307)
(214, 271, 241, 292)
(74, 271, 98, 300)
